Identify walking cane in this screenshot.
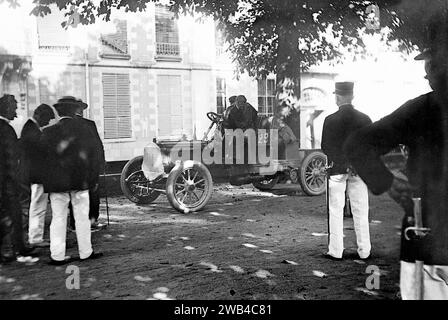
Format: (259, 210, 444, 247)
(103, 162, 110, 226)
(325, 160, 333, 241)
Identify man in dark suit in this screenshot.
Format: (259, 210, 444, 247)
(0, 94, 34, 263)
(40, 97, 102, 265)
(344, 48, 448, 299)
(226, 95, 258, 130)
(321, 82, 372, 261)
(20, 104, 55, 248)
(222, 95, 237, 132)
(67, 98, 105, 231)
(237, 95, 258, 130)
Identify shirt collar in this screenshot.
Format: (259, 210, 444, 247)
(0, 116, 10, 123)
(30, 117, 43, 131)
(338, 103, 353, 109)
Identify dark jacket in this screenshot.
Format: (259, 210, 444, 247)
(321, 104, 372, 175)
(19, 119, 46, 184)
(0, 119, 20, 221)
(76, 116, 105, 183)
(241, 102, 258, 130)
(226, 103, 258, 130)
(40, 117, 97, 193)
(344, 92, 448, 265)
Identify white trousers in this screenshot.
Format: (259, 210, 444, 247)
(328, 174, 371, 259)
(400, 261, 448, 300)
(49, 190, 92, 261)
(28, 184, 48, 244)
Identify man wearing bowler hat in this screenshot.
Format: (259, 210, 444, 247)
(321, 81, 372, 261)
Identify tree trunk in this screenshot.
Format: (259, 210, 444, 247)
(275, 23, 302, 146)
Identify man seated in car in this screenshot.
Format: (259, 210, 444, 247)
(259, 101, 298, 159)
(226, 95, 258, 131)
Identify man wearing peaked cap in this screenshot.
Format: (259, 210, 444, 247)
(333, 81, 354, 95)
(344, 46, 448, 299)
(321, 81, 373, 261)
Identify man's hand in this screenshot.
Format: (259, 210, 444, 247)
(387, 171, 415, 213)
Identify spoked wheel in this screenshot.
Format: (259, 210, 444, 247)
(253, 176, 279, 191)
(120, 156, 161, 204)
(299, 151, 327, 196)
(166, 161, 213, 213)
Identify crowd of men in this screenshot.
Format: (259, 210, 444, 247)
(0, 96, 104, 265)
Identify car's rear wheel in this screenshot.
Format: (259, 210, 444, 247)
(299, 151, 327, 196)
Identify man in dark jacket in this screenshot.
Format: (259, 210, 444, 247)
(321, 82, 372, 261)
(226, 95, 258, 130)
(40, 97, 102, 265)
(222, 95, 237, 132)
(68, 98, 105, 231)
(0, 94, 34, 262)
(344, 49, 448, 299)
(20, 104, 55, 247)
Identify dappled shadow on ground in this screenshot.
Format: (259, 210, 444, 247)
(0, 184, 402, 300)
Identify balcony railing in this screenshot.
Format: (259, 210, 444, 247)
(156, 42, 180, 57)
(38, 45, 70, 52)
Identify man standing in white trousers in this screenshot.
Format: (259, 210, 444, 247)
(40, 97, 103, 265)
(20, 104, 55, 248)
(321, 82, 373, 261)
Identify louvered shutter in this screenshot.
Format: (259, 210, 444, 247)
(157, 75, 182, 138)
(103, 73, 132, 139)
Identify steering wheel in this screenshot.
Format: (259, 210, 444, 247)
(207, 112, 222, 123)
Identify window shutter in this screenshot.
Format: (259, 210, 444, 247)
(103, 73, 132, 139)
(37, 8, 70, 49)
(157, 75, 182, 138)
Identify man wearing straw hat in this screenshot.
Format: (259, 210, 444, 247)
(40, 96, 102, 265)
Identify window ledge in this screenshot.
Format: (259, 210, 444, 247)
(103, 138, 136, 144)
(99, 53, 131, 60)
(155, 55, 182, 62)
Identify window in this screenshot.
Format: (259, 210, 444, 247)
(157, 75, 184, 138)
(155, 5, 180, 58)
(216, 77, 226, 114)
(257, 78, 276, 116)
(100, 20, 130, 59)
(38, 78, 57, 105)
(38, 73, 85, 106)
(102, 73, 132, 139)
(36, 7, 70, 51)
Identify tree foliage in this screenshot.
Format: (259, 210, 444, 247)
(9, 0, 442, 77)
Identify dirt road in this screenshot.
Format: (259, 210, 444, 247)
(0, 183, 404, 300)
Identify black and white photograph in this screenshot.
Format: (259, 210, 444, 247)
(1, 0, 448, 308)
